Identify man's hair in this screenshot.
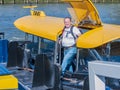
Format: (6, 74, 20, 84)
(64, 17, 71, 21)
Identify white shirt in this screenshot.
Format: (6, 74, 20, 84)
(62, 26, 81, 47)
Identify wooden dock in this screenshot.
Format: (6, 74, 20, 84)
(0, 0, 119, 4)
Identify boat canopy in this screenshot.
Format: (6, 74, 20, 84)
(62, 0, 102, 28)
(14, 0, 120, 49)
(14, 16, 64, 41)
(14, 0, 102, 41)
(77, 24, 120, 48)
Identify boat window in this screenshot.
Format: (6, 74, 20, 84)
(40, 39, 55, 62)
(25, 34, 38, 43)
(26, 35, 39, 55)
(26, 35, 55, 61)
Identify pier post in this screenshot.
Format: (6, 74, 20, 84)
(14, 0, 16, 4)
(36, 0, 38, 4)
(1, 0, 4, 4)
(56, 0, 60, 2)
(95, 0, 96, 3)
(24, 0, 29, 4)
(46, 0, 48, 3)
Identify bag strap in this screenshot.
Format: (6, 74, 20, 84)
(70, 26, 77, 41)
(61, 25, 79, 41)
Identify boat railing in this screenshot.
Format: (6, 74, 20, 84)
(88, 61, 120, 90)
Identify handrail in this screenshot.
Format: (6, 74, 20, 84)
(88, 61, 120, 90)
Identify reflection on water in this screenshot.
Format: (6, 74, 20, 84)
(0, 3, 120, 40)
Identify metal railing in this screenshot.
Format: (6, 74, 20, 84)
(88, 61, 120, 90)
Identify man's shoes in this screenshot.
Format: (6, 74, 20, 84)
(61, 71, 73, 80)
(63, 71, 73, 78)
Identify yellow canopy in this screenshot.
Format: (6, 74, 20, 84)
(62, 0, 102, 28)
(14, 16, 64, 41)
(77, 24, 120, 48)
(14, 0, 120, 49)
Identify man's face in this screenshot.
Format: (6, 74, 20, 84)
(64, 18, 71, 28)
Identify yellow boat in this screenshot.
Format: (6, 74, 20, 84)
(14, 0, 120, 49)
(12, 0, 120, 90)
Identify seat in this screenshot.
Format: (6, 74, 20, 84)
(7, 41, 24, 67)
(32, 54, 61, 90)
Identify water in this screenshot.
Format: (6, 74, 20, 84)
(95, 3, 120, 24)
(0, 3, 120, 40)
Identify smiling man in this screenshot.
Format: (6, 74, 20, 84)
(61, 17, 81, 76)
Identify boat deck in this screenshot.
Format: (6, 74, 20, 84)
(8, 67, 33, 89)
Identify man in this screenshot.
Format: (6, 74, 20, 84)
(61, 17, 81, 76)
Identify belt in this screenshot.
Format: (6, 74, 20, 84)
(63, 46, 75, 50)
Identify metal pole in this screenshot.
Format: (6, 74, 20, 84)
(76, 49, 80, 72)
(54, 37, 59, 64)
(25, 33, 28, 41)
(38, 37, 42, 54)
(25, 33, 29, 49)
(32, 35, 34, 42)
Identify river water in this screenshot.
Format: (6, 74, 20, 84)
(0, 3, 120, 40)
